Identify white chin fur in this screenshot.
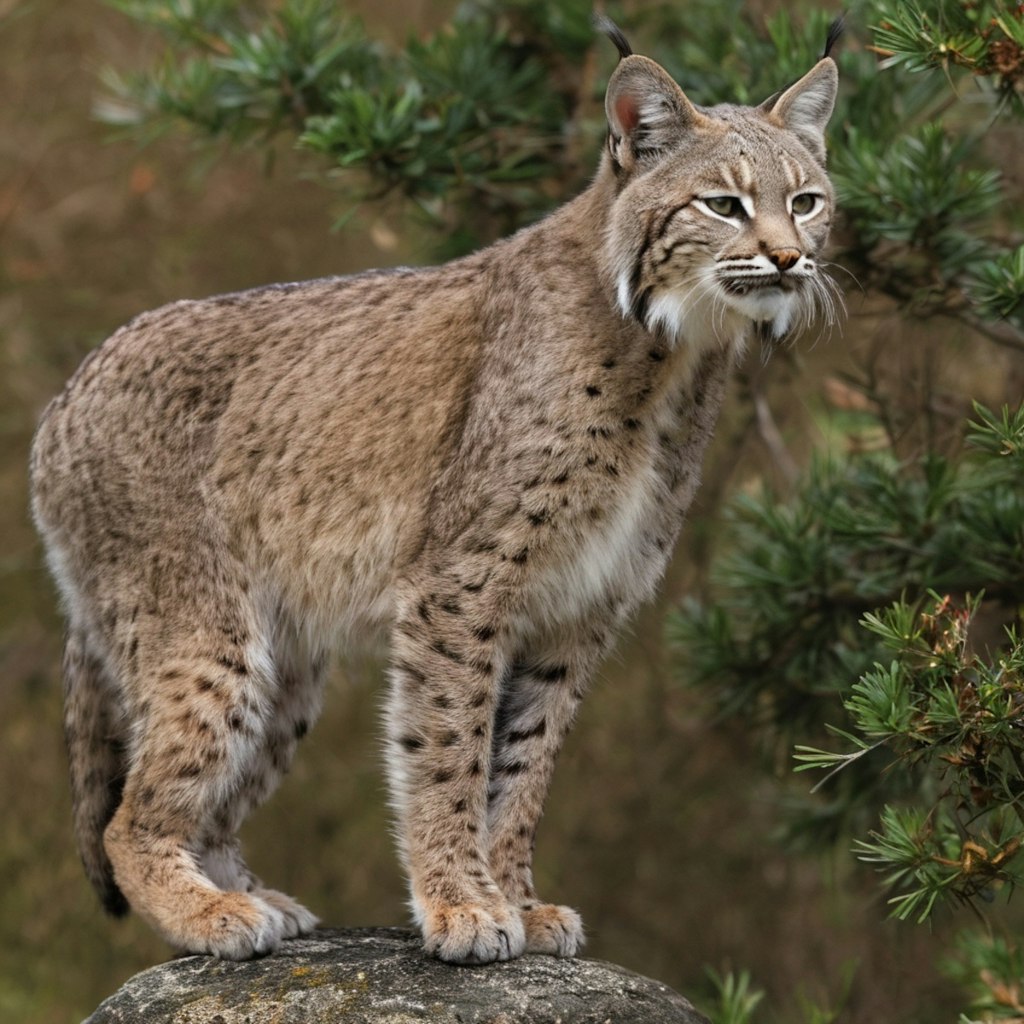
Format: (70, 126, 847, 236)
(646, 289, 745, 347)
(725, 289, 794, 338)
(615, 271, 797, 345)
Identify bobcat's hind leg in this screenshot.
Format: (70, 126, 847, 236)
(103, 616, 301, 959)
(201, 840, 319, 939)
(105, 802, 288, 959)
(197, 641, 327, 942)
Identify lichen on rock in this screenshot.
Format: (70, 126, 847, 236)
(84, 927, 710, 1024)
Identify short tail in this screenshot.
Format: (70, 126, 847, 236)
(63, 626, 130, 916)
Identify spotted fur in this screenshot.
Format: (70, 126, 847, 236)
(30, 24, 839, 964)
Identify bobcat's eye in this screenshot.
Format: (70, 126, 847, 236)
(702, 195, 745, 219)
(791, 193, 821, 217)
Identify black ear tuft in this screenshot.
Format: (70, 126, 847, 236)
(594, 14, 633, 61)
(822, 15, 845, 59)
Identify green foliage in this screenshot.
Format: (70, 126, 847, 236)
(706, 969, 765, 1024)
(669, 406, 1024, 890)
(834, 122, 1001, 278)
(946, 931, 1024, 1021)
(100, 0, 375, 135)
(634, 2, 839, 105)
(852, 1, 1024, 335)
(704, 964, 851, 1024)
(98, 0, 594, 230)
(94, 0, 1024, 334)
(798, 590, 1024, 922)
(968, 396, 1024, 455)
(299, 22, 557, 215)
(972, 244, 1024, 325)
(674, 407, 1024, 1017)
(669, 413, 1024, 725)
(870, 0, 1024, 105)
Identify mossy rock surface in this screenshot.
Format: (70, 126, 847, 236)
(84, 926, 709, 1024)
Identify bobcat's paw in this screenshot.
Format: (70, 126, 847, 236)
(252, 888, 320, 939)
(422, 902, 526, 964)
(521, 903, 584, 957)
(174, 891, 287, 960)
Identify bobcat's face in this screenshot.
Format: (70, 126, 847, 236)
(603, 51, 840, 343)
(653, 111, 835, 339)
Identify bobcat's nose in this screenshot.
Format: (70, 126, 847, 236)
(768, 248, 802, 272)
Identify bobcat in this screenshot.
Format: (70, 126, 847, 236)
(30, 20, 840, 964)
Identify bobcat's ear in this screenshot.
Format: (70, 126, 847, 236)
(760, 58, 838, 163)
(605, 56, 704, 174)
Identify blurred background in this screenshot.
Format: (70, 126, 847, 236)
(2, 1, 1023, 1022)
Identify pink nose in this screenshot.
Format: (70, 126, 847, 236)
(769, 248, 802, 272)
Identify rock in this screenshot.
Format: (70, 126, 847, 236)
(85, 926, 710, 1024)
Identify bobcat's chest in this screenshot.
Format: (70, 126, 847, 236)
(525, 412, 687, 629)
(521, 339, 734, 631)
(556, 459, 669, 623)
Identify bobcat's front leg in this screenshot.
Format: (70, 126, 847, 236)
(386, 576, 524, 965)
(487, 627, 611, 956)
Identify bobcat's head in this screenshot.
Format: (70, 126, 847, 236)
(600, 21, 842, 345)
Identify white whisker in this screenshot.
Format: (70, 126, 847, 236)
(820, 260, 864, 296)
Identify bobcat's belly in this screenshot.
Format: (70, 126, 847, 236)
(252, 493, 417, 653)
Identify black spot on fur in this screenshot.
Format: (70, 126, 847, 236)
(537, 664, 568, 683)
(506, 720, 547, 743)
(431, 640, 464, 664)
(395, 662, 427, 686)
